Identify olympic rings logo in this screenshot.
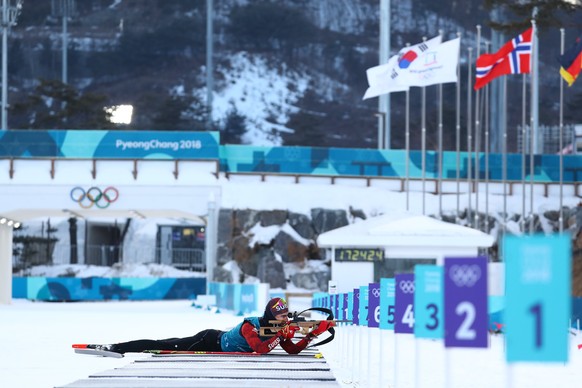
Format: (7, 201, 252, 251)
(399, 280, 415, 294)
(70, 186, 119, 209)
(372, 287, 381, 298)
(449, 264, 482, 288)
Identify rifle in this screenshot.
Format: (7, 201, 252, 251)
(259, 307, 351, 348)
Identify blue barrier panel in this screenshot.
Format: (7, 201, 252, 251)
(12, 277, 205, 301)
(240, 284, 258, 314)
(0, 130, 220, 159)
(1, 130, 580, 182)
(220, 144, 581, 182)
(209, 282, 267, 314)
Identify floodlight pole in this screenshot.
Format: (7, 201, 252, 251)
(206, 0, 214, 130)
(1, 0, 21, 131)
(1, 0, 7, 130)
(378, 0, 390, 149)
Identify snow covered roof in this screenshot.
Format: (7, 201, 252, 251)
(317, 212, 495, 249)
(4, 208, 205, 224)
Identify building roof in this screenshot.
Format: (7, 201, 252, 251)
(317, 212, 495, 249)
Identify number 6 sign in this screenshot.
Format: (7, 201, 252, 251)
(444, 257, 488, 348)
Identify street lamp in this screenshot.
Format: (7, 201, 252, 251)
(1, 0, 22, 130)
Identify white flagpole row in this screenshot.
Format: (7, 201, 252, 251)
(502, 76, 508, 236)
(475, 25, 482, 230)
(421, 36, 428, 216)
(456, 32, 462, 222)
(405, 42, 411, 212)
(484, 41, 491, 233)
(467, 46, 474, 224)
(529, 18, 537, 234)
(521, 74, 527, 232)
(559, 28, 565, 234)
(438, 30, 444, 219)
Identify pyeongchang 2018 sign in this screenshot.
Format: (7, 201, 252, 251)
(0, 130, 220, 159)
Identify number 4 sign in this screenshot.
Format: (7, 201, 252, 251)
(504, 235, 571, 363)
(395, 273, 415, 334)
(444, 257, 488, 348)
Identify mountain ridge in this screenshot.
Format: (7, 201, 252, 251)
(6, 0, 581, 151)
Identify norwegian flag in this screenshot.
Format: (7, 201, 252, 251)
(474, 28, 533, 90)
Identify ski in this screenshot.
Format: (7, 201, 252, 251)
(72, 344, 124, 358)
(143, 350, 264, 356)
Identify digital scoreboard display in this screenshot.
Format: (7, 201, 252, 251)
(335, 248, 384, 262)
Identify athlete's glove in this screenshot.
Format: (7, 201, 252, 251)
(280, 324, 300, 339)
(310, 320, 335, 337)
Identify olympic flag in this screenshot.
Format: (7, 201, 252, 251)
(398, 38, 460, 87)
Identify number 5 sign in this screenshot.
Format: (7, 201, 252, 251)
(444, 257, 488, 348)
(504, 235, 571, 362)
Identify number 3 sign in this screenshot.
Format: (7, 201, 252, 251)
(444, 257, 488, 348)
(504, 235, 571, 363)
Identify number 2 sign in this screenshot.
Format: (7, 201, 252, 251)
(444, 257, 488, 348)
(504, 235, 571, 363)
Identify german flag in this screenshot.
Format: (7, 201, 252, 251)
(558, 33, 582, 86)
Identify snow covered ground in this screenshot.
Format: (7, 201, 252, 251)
(4, 167, 581, 387)
(1, 299, 582, 388)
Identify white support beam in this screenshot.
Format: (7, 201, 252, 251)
(0, 223, 13, 304)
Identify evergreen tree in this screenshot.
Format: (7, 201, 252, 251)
(565, 92, 582, 123)
(11, 79, 115, 129)
(150, 94, 207, 131)
(485, 0, 582, 32)
(220, 107, 247, 144)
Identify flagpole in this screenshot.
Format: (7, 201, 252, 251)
(405, 62, 411, 211)
(474, 25, 482, 230)
(456, 32, 462, 223)
(438, 83, 443, 219)
(532, 7, 540, 154)
(438, 30, 444, 219)
(521, 74, 527, 233)
(559, 28, 565, 233)
(502, 76, 508, 235)
(422, 36, 427, 216)
(467, 46, 473, 225)
(529, 19, 537, 234)
(379, 0, 391, 149)
(484, 41, 490, 233)
(405, 42, 411, 211)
